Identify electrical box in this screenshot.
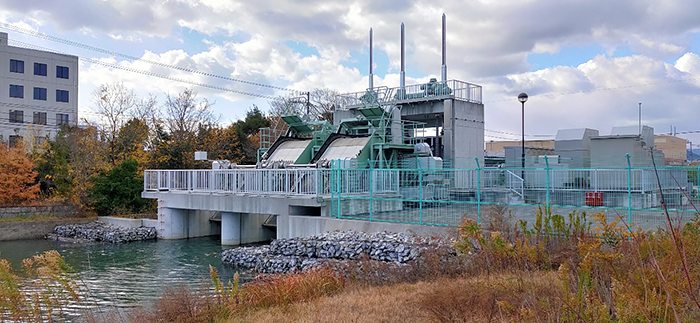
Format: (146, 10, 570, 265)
(585, 191, 603, 206)
(194, 151, 208, 161)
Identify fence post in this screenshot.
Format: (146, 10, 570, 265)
(417, 157, 423, 225)
(544, 155, 550, 211)
(626, 153, 632, 230)
(336, 159, 342, 219)
(368, 159, 373, 222)
(475, 157, 481, 225)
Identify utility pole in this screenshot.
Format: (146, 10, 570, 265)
(306, 91, 310, 116)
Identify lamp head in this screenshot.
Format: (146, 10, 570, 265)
(518, 92, 528, 103)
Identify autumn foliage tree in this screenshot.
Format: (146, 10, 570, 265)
(0, 143, 40, 206)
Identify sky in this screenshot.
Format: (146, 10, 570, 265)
(2, 0, 700, 146)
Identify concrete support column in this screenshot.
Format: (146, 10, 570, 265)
(221, 212, 241, 245)
(158, 207, 188, 239)
(443, 99, 453, 160)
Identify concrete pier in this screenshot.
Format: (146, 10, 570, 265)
(221, 212, 241, 245)
(158, 207, 187, 239)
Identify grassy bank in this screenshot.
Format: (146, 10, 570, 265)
(3, 206, 699, 322)
(137, 206, 700, 322)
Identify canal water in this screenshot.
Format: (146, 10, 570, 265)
(0, 236, 254, 319)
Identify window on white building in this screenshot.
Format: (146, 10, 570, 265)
(56, 65, 69, 79)
(10, 59, 24, 73)
(9, 84, 24, 98)
(34, 62, 47, 76)
(9, 110, 23, 123)
(33, 112, 47, 125)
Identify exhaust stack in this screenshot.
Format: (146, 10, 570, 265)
(369, 28, 374, 90)
(400, 23, 405, 90)
(441, 13, 447, 83)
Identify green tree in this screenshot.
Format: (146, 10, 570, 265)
(115, 117, 150, 167)
(31, 124, 108, 205)
(234, 105, 271, 164)
(195, 124, 244, 166)
(88, 159, 147, 216)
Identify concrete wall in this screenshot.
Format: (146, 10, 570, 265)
(0, 218, 93, 241)
(278, 215, 457, 240)
(654, 135, 687, 162)
(486, 140, 555, 153)
(0, 205, 78, 220)
(450, 100, 484, 168)
(241, 213, 276, 244)
(145, 191, 329, 216)
(99, 216, 162, 229)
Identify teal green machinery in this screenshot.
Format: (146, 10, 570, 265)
(310, 105, 426, 169)
(258, 115, 335, 168)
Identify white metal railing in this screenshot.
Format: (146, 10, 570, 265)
(336, 79, 483, 109)
(144, 169, 324, 196)
(144, 167, 691, 200)
(506, 170, 524, 198)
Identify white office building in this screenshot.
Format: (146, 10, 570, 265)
(0, 32, 78, 146)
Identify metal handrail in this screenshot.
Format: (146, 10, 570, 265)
(506, 170, 524, 198)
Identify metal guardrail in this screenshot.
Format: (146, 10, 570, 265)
(145, 169, 327, 196)
(145, 166, 693, 198)
(336, 79, 482, 109)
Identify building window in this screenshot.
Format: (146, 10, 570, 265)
(33, 112, 47, 125)
(56, 89, 69, 103)
(8, 135, 23, 148)
(9, 85, 24, 98)
(9, 110, 23, 123)
(56, 113, 69, 125)
(56, 66, 69, 79)
(34, 62, 47, 76)
(10, 59, 24, 73)
(33, 87, 47, 100)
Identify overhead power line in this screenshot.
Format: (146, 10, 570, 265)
(484, 75, 700, 104)
(1, 23, 302, 95)
(10, 40, 278, 100)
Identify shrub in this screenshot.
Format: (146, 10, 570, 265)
(88, 158, 147, 216)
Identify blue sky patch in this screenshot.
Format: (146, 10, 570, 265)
(527, 44, 608, 70)
(285, 41, 320, 58)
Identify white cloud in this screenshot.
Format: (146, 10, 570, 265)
(481, 54, 700, 142)
(4, 0, 700, 143)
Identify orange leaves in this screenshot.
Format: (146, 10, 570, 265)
(0, 143, 39, 206)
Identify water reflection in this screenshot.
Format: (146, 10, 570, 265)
(0, 236, 256, 318)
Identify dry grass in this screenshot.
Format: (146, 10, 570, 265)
(233, 271, 563, 323)
(129, 285, 222, 323)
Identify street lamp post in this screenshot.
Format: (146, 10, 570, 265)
(518, 93, 528, 171)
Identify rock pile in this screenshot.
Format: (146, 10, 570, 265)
(48, 221, 157, 243)
(221, 231, 449, 274)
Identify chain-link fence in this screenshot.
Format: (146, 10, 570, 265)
(329, 157, 700, 231)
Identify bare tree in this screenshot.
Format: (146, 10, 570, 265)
(92, 83, 138, 139)
(311, 88, 345, 122)
(163, 88, 218, 142)
(130, 94, 159, 126)
(267, 88, 346, 123)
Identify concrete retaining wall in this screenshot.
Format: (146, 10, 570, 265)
(0, 205, 78, 220)
(0, 218, 94, 241)
(278, 215, 457, 240)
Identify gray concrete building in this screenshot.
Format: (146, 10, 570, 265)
(0, 32, 78, 146)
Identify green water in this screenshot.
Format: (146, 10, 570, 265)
(0, 237, 254, 317)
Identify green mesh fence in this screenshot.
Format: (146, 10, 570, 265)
(329, 157, 700, 231)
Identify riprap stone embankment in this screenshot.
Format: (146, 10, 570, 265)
(48, 221, 156, 243)
(221, 230, 451, 274)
